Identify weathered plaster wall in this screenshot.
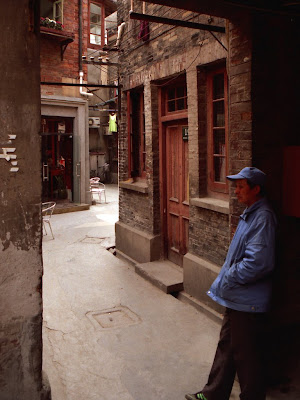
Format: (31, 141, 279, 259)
(0, 1, 44, 398)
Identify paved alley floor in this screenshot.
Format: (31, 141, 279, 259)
(42, 185, 291, 400)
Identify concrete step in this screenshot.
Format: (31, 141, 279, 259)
(135, 260, 183, 294)
(53, 203, 90, 214)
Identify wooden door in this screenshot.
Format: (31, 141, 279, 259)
(166, 124, 189, 266)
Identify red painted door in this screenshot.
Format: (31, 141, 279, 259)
(166, 123, 189, 266)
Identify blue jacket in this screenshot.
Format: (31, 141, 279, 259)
(207, 198, 277, 313)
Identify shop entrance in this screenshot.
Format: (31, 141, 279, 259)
(41, 117, 75, 203)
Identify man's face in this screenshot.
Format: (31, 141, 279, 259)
(234, 179, 260, 207)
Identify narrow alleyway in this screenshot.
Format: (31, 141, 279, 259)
(42, 184, 219, 400)
(42, 185, 284, 400)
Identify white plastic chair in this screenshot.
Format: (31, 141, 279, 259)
(42, 202, 56, 239)
(90, 178, 107, 203)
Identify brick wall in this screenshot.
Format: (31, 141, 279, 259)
(189, 206, 229, 265)
(118, 0, 228, 239)
(119, 189, 151, 231)
(228, 15, 253, 234)
(40, 0, 88, 97)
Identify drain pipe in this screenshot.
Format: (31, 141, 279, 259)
(78, 0, 93, 97)
(79, 0, 82, 71)
(79, 71, 93, 97)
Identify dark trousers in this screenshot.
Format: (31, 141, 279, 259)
(202, 308, 268, 400)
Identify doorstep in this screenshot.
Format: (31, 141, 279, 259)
(53, 203, 90, 214)
(135, 260, 183, 294)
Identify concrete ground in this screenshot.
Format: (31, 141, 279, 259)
(42, 185, 291, 400)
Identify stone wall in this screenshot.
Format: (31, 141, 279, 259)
(0, 1, 44, 398)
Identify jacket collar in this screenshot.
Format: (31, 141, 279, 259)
(240, 197, 266, 221)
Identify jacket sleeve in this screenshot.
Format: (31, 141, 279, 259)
(224, 212, 276, 286)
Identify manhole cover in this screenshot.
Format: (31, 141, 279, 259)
(80, 236, 105, 244)
(86, 306, 141, 329)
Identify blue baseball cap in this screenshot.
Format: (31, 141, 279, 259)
(226, 167, 266, 187)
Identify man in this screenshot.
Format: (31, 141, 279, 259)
(186, 167, 277, 400)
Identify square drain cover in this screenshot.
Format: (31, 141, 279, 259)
(86, 306, 141, 329)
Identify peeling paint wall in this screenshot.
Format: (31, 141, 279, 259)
(0, 1, 44, 399)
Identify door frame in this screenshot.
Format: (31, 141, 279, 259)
(158, 87, 188, 260)
(41, 96, 89, 204)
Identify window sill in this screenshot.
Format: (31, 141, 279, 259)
(190, 197, 229, 215)
(119, 180, 148, 194)
(40, 26, 74, 41)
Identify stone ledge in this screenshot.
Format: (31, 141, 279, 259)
(190, 197, 229, 214)
(177, 291, 223, 325)
(119, 180, 148, 194)
(135, 260, 183, 294)
(53, 203, 90, 214)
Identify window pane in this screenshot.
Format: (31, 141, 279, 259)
(213, 73, 224, 100)
(90, 24, 101, 35)
(168, 100, 176, 112)
(177, 98, 185, 110)
(90, 3, 101, 15)
(213, 101, 225, 127)
(90, 34, 101, 44)
(214, 156, 226, 183)
(90, 3, 101, 45)
(213, 129, 225, 154)
(177, 86, 185, 98)
(168, 88, 175, 100)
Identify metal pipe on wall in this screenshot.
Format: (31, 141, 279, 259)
(79, 0, 82, 71)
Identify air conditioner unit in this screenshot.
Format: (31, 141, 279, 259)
(88, 117, 100, 128)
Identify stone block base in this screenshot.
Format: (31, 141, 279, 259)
(115, 221, 161, 264)
(183, 252, 224, 314)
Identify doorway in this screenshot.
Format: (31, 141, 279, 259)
(41, 117, 75, 203)
(164, 122, 189, 266)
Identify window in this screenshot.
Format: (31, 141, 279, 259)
(53, 0, 63, 22)
(89, 1, 105, 47)
(166, 84, 187, 114)
(127, 89, 146, 179)
(207, 68, 228, 194)
(41, 0, 64, 23)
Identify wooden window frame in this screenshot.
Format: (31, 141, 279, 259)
(165, 85, 187, 115)
(53, 0, 63, 23)
(207, 67, 229, 195)
(127, 89, 146, 179)
(161, 79, 188, 118)
(88, 0, 105, 49)
(40, 0, 64, 23)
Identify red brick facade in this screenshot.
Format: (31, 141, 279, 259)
(40, 0, 88, 96)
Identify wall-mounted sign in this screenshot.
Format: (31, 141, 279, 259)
(182, 126, 188, 141)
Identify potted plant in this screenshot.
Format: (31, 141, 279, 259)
(40, 17, 64, 31)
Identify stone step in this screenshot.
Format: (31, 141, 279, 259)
(135, 260, 183, 294)
(53, 203, 90, 214)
